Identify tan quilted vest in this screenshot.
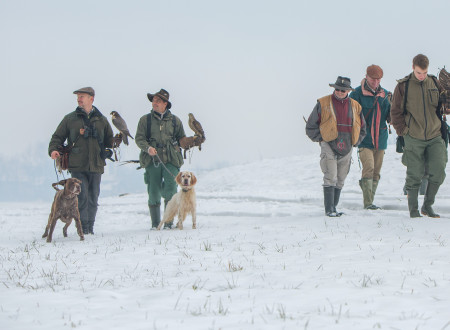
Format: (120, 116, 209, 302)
(318, 95, 362, 145)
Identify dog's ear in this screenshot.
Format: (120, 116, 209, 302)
(73, 178, 82, 185)
(175, 172, 182, 185)
(58, 179, 67, 187)
(190, 172, 197, 186)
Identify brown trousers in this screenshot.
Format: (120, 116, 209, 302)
(358, 148, 385, 181)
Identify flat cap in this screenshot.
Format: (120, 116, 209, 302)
(366, 65, 383, 79)
(73, 87, 95, 97)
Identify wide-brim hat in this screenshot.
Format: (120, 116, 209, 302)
(73, 86, 95, 97)
(329, 76, 353, 91)
(147, 88, 172, 109)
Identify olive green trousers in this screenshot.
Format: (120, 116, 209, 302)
(144, 163, 179, 206)
(402, 134, 447, 190)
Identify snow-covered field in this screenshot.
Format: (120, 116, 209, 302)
(1, 145, 450, 330)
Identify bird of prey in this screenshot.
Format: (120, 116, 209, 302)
(110, 111, 134, 145)
(439, 67, 450, 90)
(438, 67, 450, 112)
(188, 113, 205, 150)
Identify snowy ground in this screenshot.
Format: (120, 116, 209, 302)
(1, 144, 450, 330)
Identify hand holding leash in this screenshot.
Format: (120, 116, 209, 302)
(51, 150, 60, 159)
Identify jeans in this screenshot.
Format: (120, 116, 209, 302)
(71, 171, 102, 233)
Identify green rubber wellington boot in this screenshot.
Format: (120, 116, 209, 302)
(421, 183, 440, 218)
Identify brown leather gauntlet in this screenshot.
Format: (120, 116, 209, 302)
(179, 135, 205, 149)
(113, 133, 123, 148)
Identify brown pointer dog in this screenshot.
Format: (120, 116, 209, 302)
(157, 171, 197, 230)
(42, 178, 84, 243)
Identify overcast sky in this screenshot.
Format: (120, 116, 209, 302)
(1, 0, 449, 168)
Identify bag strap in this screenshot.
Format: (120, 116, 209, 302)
(364, 96, 380, 121)
(430, 75, 443, 114)
(79, 111, 107, 159)
(146, 113, 152, 142)
(402, 76, 410, 115)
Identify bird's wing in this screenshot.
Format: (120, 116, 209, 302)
(439, 67, 450, 91)
(188, 113, 205, 138)
(112, 117, 128, 131)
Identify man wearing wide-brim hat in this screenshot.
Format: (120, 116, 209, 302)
(135, 88, 205, 229)
(306, 76, 367, 217)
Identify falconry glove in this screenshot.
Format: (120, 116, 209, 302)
(113, 133, 123, 148)
(179, 135, 204, 149)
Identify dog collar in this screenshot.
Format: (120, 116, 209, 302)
(182, 188, 190, 192)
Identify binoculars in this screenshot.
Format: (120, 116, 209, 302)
(83, 125, 98, 139)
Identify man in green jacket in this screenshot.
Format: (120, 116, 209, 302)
(135, 89, 204, 228)
(49, 87, 114, 234)
(391, 54, 448, 218)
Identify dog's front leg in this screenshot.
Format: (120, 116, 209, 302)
(192, 211, 197, 229)
(42, 227, 48, 238)
(42, 208, 55, 239)
(63, 219, 72, 238)
(46, 218, 58, 243)
(73, 212, 84, 241)
(176, 210, 186, 230)
(42, 224, 50, 239)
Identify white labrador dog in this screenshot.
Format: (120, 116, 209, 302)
(157, 171, 197, 230)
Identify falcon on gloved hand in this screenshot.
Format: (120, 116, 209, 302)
(188, 113, 206, 150)
(110, 111, 134, 145)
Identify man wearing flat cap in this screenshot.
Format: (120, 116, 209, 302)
(49, 86, 114, 234)
(350, 65, 391, 210)
(135, 88, 204, 229)
(306, 77, 366, 217)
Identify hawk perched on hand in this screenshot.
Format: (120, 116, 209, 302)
(110, 111, 134, 145)
(188, 113, 205, 150)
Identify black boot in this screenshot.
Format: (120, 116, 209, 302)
(163, 199, 173, 229)
(333, 188, 343, 217)
(88, 221, 95, 235)
(421, 183, 440, 218)
(406, 189, 421, 218)
(324, 186, 338, 217)
(149, 204, 161, 228)
(81, 220, 89, 235)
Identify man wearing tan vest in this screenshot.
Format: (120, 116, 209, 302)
(306, 76, 367, 217)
